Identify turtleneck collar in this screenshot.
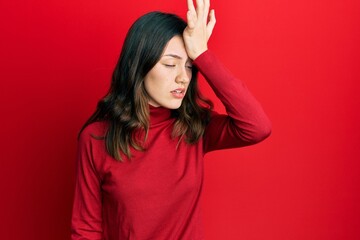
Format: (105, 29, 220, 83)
(149, 104, 172, 125)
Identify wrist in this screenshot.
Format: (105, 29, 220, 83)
(189, 47, 208, 60)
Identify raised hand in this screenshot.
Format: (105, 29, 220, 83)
(183, 0, 216, 60)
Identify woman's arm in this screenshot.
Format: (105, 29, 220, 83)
(193, 50, 272, 153)
(71, 127, 103, 240)
(183, 0, 271, 153)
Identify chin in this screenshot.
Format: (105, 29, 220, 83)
(163, 101, 183, 109)
(164, 105, 181, 110)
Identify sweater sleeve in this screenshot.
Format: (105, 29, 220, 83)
(193, 50, 272, 153)
(71, 127, 103, 240)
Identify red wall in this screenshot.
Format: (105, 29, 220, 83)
(1, 0, 359, 239)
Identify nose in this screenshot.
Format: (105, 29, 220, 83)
(175, 67, 191, 84)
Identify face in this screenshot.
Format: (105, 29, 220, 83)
(144, 35, 193, 109)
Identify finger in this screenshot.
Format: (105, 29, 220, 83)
(195, 0, 204, 20)
(187, 10, 196, 29)
(206, 9, 216, 39)
(187, 0, 195, 12)
(203, 0, 210, 21)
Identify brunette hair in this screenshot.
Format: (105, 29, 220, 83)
(80, 11, 213, 161)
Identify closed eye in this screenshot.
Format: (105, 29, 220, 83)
(163, 64, 175, 67)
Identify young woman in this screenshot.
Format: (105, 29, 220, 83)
(71, 0, 271, 239)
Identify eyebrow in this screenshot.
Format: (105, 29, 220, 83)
(162, 54, 192, 64)
(163, 54, 183, 59)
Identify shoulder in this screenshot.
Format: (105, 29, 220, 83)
(77, 121, 109, 166)
(205, 110, 227, 132)
(208, 110, 221, 121)
(79, 121, 109, 143)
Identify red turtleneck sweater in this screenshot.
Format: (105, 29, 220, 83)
(71, 50, 271, 240)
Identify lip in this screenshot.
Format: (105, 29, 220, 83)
(170, 88, 186, 99)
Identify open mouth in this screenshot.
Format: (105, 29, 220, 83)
(170, 89, 186, 98)
(171, 89, 184, 94)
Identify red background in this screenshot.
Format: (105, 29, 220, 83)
(1, 0, 359, 239)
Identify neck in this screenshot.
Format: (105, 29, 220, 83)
(149, 105, 172, 125)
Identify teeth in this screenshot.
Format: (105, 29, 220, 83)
(173, 90, 182, 93)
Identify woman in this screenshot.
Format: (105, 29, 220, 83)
(71, 0, 271, 239)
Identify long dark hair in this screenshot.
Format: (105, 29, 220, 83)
(80, 11, 213, 161)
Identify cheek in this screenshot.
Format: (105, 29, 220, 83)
(144, 68, 159, 91)
(144, 74, 168, 96)
(187, 70, 193, 80)
(144, 78, 156, 97)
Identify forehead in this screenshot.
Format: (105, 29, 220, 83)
(162, 36, 189, 59)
